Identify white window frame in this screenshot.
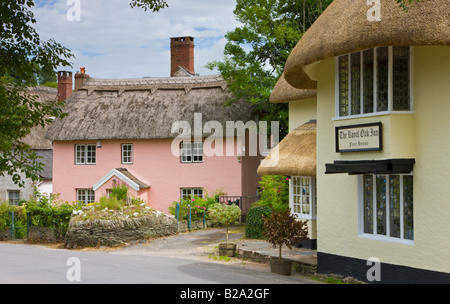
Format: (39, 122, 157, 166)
(77, 189, 95, 204)
(121, 144, 133, 164)
(334, 46, 414, 120)
(290, 176, 316, 220)
(75, 144, 96, 165)
(357, 173, 414, 245)
(181, 188, 204, 200)
(181, 141, 203, 163)
(8, 190, 20, 206)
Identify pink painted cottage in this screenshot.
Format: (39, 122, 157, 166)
(46, 37, 262, 213)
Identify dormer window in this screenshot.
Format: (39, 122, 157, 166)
(336, 47, 412, 118)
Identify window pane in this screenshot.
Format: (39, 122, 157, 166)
(393, 46, 410, 110)
(363, 49, 374, 113)
(389, 175, 401, 238)
(87, 145, 96, 164)
(181, 142, 192, 162)
(76, 145, 85, 164)
(363, 175, 374, 234)
(377, 47, 389, 112)
(376, 175, 387, 235)
(338, 55, 349, 116)
(403, 175, 414, 240)
(122, 144, 132, 163)
(8, 191, 20, 206)
(350, 52, 361, 115)
(193, 142, 203, 162)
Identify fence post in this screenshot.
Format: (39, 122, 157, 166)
(188, 205, 191, 231)
(203, 210, 206, 229)
(175, 203, 180, 224)
(10, 211, 15, 241)
(26, 212, 30, 241)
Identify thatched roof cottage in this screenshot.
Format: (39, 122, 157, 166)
(46, 37, 262, 213)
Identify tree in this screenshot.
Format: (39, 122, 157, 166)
(129, 0, 168, 12)
(206, 0, 333, 139)
(0, 0, 74, 186)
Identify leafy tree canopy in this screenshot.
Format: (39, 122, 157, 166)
(206, 0, 332, 138)
(0, 0, 73, 186)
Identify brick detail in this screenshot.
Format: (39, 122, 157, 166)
(170, 37, 195, 76)
(57, 71, 73, 101)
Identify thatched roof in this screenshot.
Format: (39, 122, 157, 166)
(46, 75, 255, 141)
(284, 0, 450, 89)
(270, 73, 316, 104)
(22, 86, 57, 149)
(35, 149, 53, 180)
(257, 120, 316, 177)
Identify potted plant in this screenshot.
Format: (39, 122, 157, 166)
(208, 202, 241, 257)
(263, 210, 308, 275)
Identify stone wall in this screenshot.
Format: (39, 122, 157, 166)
(65, 213, 178, 248)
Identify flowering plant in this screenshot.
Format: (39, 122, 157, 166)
(257, 175, 290, 211)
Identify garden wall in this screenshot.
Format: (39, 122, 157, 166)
(65, 212, 178, 248)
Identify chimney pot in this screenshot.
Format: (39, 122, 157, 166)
(57, 71, 73, 101)
(74, 67, 90, 91)
(170, 36, 195, 77)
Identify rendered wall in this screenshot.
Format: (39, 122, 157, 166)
(52, 138, 244, 213)
(312, 46, 450, 275)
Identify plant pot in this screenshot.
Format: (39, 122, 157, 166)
(218, 243, 236, 257)
(270, 259, 292, 276)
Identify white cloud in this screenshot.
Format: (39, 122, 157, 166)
(32, 0, 240, 78)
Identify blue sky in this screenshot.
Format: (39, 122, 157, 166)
(32, 0, 241, 79)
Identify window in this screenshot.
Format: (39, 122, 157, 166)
(75, 144, 96, 164)
(181, 141, 203, 163)
(77, 189, 95, 204)
(290, 177, 317, 220)
(336, 46, 412, 118)
(359, 174, 413, 243)
(122, 144, 133, 164)
(181, 188, 203, 200)
(8, 190, 20, 206)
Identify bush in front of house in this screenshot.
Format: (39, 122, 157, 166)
(245, 205, 273, 239)
(256, 175, 290, 212)
(25, 193, 81, 241)
(168, 189, 224, 222)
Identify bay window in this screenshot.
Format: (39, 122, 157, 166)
(336, 46, 412, 118)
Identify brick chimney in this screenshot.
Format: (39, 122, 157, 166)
(75, 67, 90, 91)
(57, 71, 73, 101)
(170, 36, 195, 77)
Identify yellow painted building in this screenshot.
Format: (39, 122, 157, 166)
(263, 0, 450, 283)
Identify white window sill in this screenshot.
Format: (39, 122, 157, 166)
(358, 233, 414, 246)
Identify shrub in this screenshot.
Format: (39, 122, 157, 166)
(208, 203, 241, 244)
(257, 175, 290, 212)
(110, 181, 128, 201)
(245, 205, 273, 239)
(263, 210, 309, 260)
(24, 194, 81, 240)
(96, 195, 126, 211)
(169, 189, 224, 222)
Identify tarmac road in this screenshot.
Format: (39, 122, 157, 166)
(0, 227, 321, 285)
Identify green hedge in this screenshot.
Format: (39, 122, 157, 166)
(245, 205, 273, 239)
